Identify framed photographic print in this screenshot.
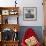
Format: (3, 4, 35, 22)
(2, 10, 9, 15)
(9, 10, 18, 15)
(2, 16, 18, 24)
(23, 7, 37, 21)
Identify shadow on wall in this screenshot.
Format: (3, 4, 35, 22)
(18, 26, 43, 44)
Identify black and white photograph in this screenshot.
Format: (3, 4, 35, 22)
(23, 7, 37, 21)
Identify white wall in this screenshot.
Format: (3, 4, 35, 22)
(19, 0, 44, 26)
(0, 0, 44, 26)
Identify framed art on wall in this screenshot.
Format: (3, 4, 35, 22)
(2, 10, 9, 15)
(2, 16, 18, 24)
(23, 7, 37, 21)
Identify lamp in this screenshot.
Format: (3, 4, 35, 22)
(13, 28, 19, 41)
(14, 28, 17, 32)
(15, 0, 17, 7)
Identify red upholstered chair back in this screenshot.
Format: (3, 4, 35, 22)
(21, 28, 41, 46)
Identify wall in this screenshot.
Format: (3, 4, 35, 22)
(0, 0, 44, 26)
(43, 0, 46, 26)
(19, 0, 44, 26)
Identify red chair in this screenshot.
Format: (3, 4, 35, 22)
(21, 28, 41, 46)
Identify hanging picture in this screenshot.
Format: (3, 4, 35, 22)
(2, 10, 9, 15)
(23, 7, 37, 21)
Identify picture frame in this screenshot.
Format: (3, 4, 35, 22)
(9, 10, 18, 15)
(2, 10, 9, 15)
(23, 7, 37, 21)
(2, 16, 18, 24)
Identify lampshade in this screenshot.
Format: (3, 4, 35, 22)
(13, 28, 17, 32)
